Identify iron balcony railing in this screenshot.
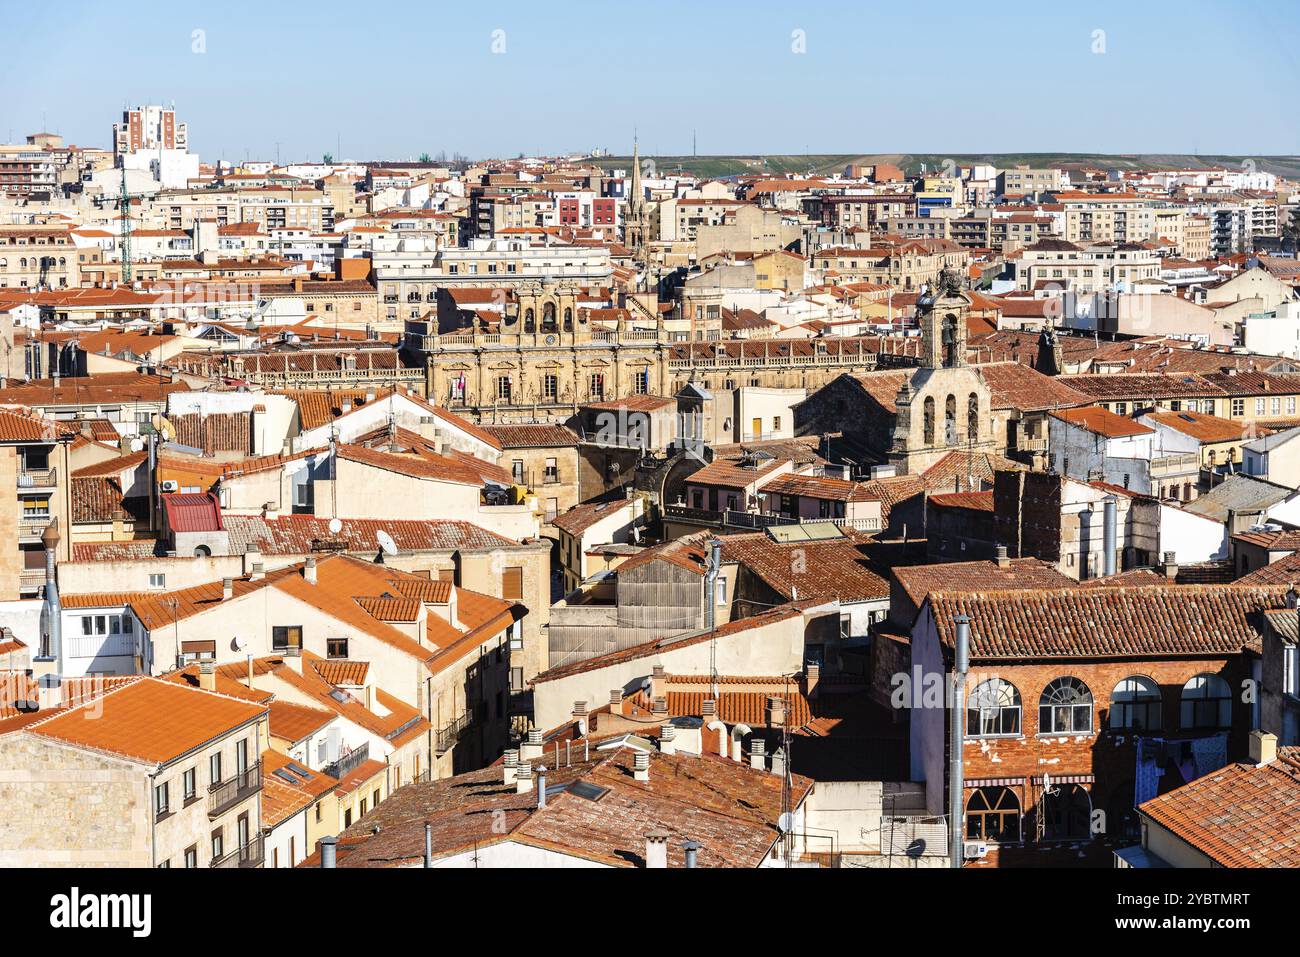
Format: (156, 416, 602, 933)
(210, 834, 264, 869)
(208, 760, 261, 818)
(323, 742, 370, 781)
(436, 712, 472, 753)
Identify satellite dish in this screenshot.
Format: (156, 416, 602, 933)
(777, 812, 794, 834)
(231, 636, 247, 652)
(376, 530, 398, 556)
(129, 438, 144, 453)
(328, 517, 343, 535)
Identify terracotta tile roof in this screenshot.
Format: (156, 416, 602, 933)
(355, 595, 421, 622)
(161, 492, 223, 532)
(758, 472, 865, 502)
(1051, 405, 1155, 438)
(0, 373, 187, 408)
(611, 533, 712, 577)
(927, 584, 1286, 661)
(920, 449, 1023, 494)
(1232, 527, 1300, 551)
(22, 677, 266, 766)
(70, 540, 165, 562)
(480, 423, 579, 448)
(552, 498, 635, 536)
(585, 394, 674, 413)
(0, 408, 63, 443)
(71, 450, 148, 478)
(893, 558, 1072, 617)
(721, 531, 889, 604)
(1138, 748, 1300, 867)
(1064, 372, 1229, 402)
(334, 757, 387, 796)
(1143, 409, 1248, 444)
(0, 673, 140, 721)
(1238, 551, 1300, 585)
(309, 658, 370, 687)
(161, 664, 273, 704)
(70, 477, 149, 525)
(686, 455, 787, 489)
(268, 700, 335, 742)
(170, 411, 250, 454)
(312, 745, 812, 869)
(928, 490, 994, 511)
(336, 443, 489, 487)
(261, 749, 337, 828)
(222, 514, 516, 556)
(974, 361, 1089, 412)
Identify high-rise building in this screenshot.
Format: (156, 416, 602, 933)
(111, 104, 198, 189)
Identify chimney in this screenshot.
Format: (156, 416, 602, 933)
(503, 749, 519, 786)
(283, 647, 302, 673)
(221, 577, 234, 601)
(633, 750, 650, 782)
(651, 696, 669, 720)
(520, 727, 543, 761)
(1250, 730, 1278, 766)
(571, 701, 588, 734)
(1162, 551, 1178, 580)
(319, 836, 337, 868)
(645, 829, 669, 869)
(609, 688, 623, 712)
(993, 544, 1010, 569)
(749, 737, 767, 771)
(770, 745, 786, 779)
(682, 839, 700, 869)
(765, 695, 786, 728)
(659, 723, 677, 756)
(1102, 495, 1117, 577)
(650, 664, 666, 701)
(303, 556, 317, 584)
(804, 662, 820, 699)
(515, 762, 533, 794)
(243, 545, 263, 577)
(250, 562, 265, 581)
(701, 699, 716, 719)
(536, 765, 548, 808)
(198, 658, 216, 692)
(423, 821, 432, 868)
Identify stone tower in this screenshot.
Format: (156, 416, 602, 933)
(625, 138, 649, 263)
(919, 266, 970, 370)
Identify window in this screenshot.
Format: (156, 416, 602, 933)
(344, 808, 352, 828)
(327, 636, 348, 658)
(149, 573, 165, 589)
(715, 576, 727, 606)
(210, 752, 223, 785)
(236, 738, 249, 774)
(1232, 398, 1245, 417)
(495, 375, 512, 402)
(154, 781, 169, 819)
(184, 845, 197, 868)
(182, 768, 197, 803)
(511, 459, 525, 483)
(967, 679, 1022, 737)
(966, 786, 1021, 843)
(372, 787, 381, 808)
(632, 370, 649, 395)
(543, 457, 558, 484)
(1180, 673, 1231, 729)
(1038, 677, 1093, 734)
(502, 566, 524, 600)
(1110, 676, 1162, 730)
(315, 802, 323, 823)
(272, 626, 302, 651)
(542, 374, 558, 402)
(211, 829, 224, 861)
(1284, 644, 1299, 699)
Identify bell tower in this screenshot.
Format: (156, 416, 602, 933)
(919, 267, 970, 369)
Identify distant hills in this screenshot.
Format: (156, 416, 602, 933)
(595, 153, 1300, 180)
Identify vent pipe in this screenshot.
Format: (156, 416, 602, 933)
(423, 821, 432, 868)
(682, 839, 700, 869)
(320, 836, 337, 868)
(1102, 495, 1117, 577)
(950, 614, 970, 870)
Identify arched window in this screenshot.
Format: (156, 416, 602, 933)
(944, 393, 957, 444)
(193, 545, 211, 558)
(967, 392, 979, 440)
(967, 678, 1022, 737)
(942, 314, 959, 367)
(1040, 783, 1092, 840)
(966, 786, 1021, 842)
(563, 307, 573, 331)
(923, 396, 935, 445)
(1110, 676, 1162, 730)
(542, 301, 557, 329)
(1039, 676, 1093, 734)
(1180, 674, 1231, 729)
(523, 307, 535, 331)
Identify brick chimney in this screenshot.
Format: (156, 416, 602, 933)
(650, 664, 665, 701)
(804, 662, 820, 699)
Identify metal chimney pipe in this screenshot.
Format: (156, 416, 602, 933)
(1102, 495, 1117, 577)
(320, 835, 338, 868)
(423, 821, 432, 867)
(704, 538, 722, 632)
(536, 766, 548, 808)
(683, 839, 700, 869)
(950, 614, 970, 870)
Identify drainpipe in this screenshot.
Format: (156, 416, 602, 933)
(423, 821, 432, 868)
(1102, 495, 1117, 577)
(949, 614, 970, 870)
(320, 835, 337, 868)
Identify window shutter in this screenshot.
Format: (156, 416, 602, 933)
(502, 566, 524, 600)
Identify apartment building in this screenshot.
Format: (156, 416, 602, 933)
(1016, 239, 1161, 294)
(0, 410, 73, 599)
(0, 677, 268, 867)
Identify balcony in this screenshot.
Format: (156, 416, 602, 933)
(18, 517, 52, 540)
(18, 569, 45, 592)
(1150, 452, 1200, 478)
(1016, 435, 1049, 453)
(436, 712, 472, 753)
(18, 467, 56, 489)
(210, 835, 264, 869)
(207, 760, 261, 818)
(323, 742, 370, 781)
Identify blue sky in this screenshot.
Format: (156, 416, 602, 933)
(2, 0, 1298, 161)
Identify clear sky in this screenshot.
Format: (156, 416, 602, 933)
(3, 0, 1298, 162)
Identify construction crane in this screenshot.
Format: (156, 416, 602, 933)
(118, 166, 133, 283)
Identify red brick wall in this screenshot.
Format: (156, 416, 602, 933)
(959, 655, 1252, 841)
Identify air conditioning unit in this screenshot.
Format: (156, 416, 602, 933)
(160, 480, 179, 492)
(963, 841, 989, 860)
